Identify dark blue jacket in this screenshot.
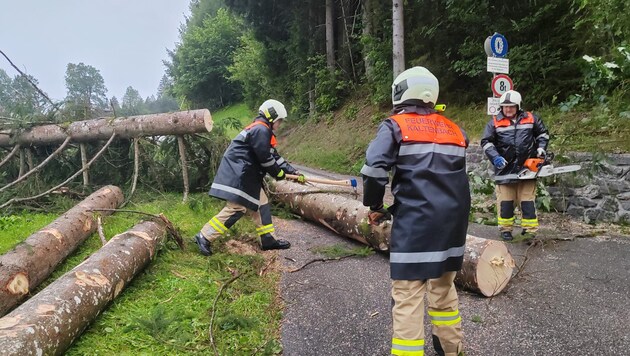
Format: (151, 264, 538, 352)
(362, 105, 471, 280)
(209, 116, 296, 210)
(480, 110, 549, 184)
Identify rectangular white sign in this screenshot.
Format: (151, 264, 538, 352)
(487, 97, 501, 116)
(487, 57, 509, 74)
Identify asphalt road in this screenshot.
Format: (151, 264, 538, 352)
(275, 165, 630, 356)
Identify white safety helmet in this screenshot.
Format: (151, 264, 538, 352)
(499, 90, 522, 109)
(392, 66, 439, 106)
(258, 99, 287, 122)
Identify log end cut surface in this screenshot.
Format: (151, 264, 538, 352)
(475, 239, 515, 297)
(6, 273, 29, 296)
(202, 109, 213, 132)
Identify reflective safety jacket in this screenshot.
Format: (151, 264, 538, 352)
(209, 116, 297, 211)
(480, 110, 549, 184)
(361, 106, 471, 280)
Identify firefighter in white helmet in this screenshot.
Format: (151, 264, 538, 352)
(193, 99, 303, 255)
(362, 66, 469, 356)
(480, 90, 549, 241)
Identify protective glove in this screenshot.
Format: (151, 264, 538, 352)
(368, 204, 392, 226)
(275, 169, 286, 181)
(492, 156, 508, 170)
(297, 173, 306, 184)
(536, 148, 546, 158)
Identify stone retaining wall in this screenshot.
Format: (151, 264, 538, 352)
(466, 144, 630, 224)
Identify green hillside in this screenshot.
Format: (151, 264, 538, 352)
(278, 99, 630, 176)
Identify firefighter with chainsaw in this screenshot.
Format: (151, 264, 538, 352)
(362, 66, 470, 356)
(480, 90, 549, 241)
(193, 99, 304, 256)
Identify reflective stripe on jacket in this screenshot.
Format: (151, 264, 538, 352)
(480, 111, 549, 184)
(361, 105, 471, 280)
(209, 116, 296, 211)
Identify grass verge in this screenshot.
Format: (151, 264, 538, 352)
(4, 191, 283, 355)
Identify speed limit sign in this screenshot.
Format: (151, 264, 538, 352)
(491, 74, 513, 97)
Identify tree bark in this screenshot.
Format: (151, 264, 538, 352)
(0, 185, 125, 317)
(0, 220, 166, 355)
(362, 0, 374, 79)
(392, 0, 405, 78)
(80, 143, 89, 186)
(269, 180, 514, 296)
(0, 109, 213, 147)
(326, 0, 335, 71)
(18, 149, 25, 177)
(177, 136, 189, 202)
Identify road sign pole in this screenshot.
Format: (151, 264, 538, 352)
(485, 33, 509, 115)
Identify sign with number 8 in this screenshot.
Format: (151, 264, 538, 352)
(491, 74, 514, 97)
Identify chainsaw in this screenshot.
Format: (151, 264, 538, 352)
(517, 152, 581, 179)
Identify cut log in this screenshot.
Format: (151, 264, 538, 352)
(0, 109, 213, 147)
(454, 235, 515, 297)
(269, 180, 515, 297)
(0, 220, 166, 355)
(0, 185, 124, 316)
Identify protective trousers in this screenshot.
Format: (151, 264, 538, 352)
(200, 189, 275, 241)
(391, 272, 463, 356)
(495, 180, 538, 233)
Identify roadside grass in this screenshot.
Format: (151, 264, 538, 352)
(0, 213, 58, 254)
(6, 191, 283, 355)
(279, 103, 381, 175)
(212, 102, 255, 139)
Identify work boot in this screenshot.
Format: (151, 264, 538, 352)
(193, 233, 213, 256)
(501, 231, 513, 241)
(261, 234, 291, 251)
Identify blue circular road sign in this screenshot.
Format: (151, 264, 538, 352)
(490, 33, 508, 57)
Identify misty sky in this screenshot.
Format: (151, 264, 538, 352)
(0, 0, 190, 101)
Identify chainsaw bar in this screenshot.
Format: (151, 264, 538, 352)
(536, 164, 582, 177)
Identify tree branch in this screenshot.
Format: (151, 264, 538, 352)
(0, 144, 20, 169)
(0, 133, 116, 209)
(0, 136, 71, 193)
(0, 49, 56, 108)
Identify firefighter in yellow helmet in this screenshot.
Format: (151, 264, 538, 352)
(362, 66, 470, 356)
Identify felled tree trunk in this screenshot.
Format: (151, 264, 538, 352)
(0, 109, 213, 147)
(269, 180, 515, 297)
(0, 221, 166, 355)
(0, 185, 124, 316)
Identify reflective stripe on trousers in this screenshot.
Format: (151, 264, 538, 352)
(391, 272, 463, 356)
(201, 189, 273, 241)
(496, 180, 538, 233)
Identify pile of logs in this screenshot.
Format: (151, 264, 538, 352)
(0, 186, 168, 355)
